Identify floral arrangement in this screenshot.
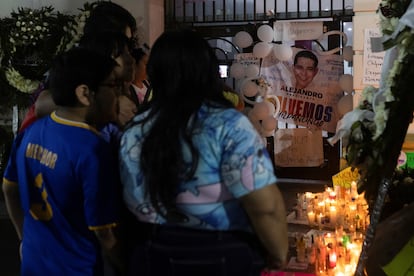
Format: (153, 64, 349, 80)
(329, 0, 414, 207)
(57, 2, 95, 53)
(0, 3, 96, 112)
(1, 7, 75, 84)
(0, 6, 74, 110)
(4, 67, 40, 94)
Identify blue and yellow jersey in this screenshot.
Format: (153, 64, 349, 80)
(3, 112, 119, 275)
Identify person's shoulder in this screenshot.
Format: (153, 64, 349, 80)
(202, 104, 241, 116)
(120, 110, 150, 141)
(46, 114, 107, 148)
(201, 105, 249, 128)
(21, 113, 51, 133)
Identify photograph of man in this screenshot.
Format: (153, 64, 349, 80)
(292, 50, 319, 89)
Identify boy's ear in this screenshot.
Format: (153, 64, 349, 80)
(75, 85, 93, 106)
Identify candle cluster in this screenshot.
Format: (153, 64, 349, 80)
(293, 227, 364, 275)
(296, 183, 369, 232)
(292, 183, 369, 275)
(310, 228, 363, 276)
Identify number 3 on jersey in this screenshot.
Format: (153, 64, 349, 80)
(29, 173, 53, 221)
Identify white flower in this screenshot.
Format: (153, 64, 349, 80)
(390, 17, 399, 30)
(78, 22, 85, 30)
(383, 88, 394, 102)
(373, 102, 388, 139)
(328, 109, 375, 146)
(5, 67, 40, 93)
(361, 85, 377, 104)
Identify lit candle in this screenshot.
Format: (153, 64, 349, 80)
(305, 192, 313, 199)
(324, 232, 335, 246)
(330, 206, 337, 226)
(334, 185, 342, 200)
(329, 251, 337, 268)
(324, 199, 330, 209)
(317, 212, 324, 225)
(350, 181, 357, 198)
(307, 210, 316, 225)
(317, 201, 325, 213)
(351, 181, 357, 191)
(348, 203, 357, 223)
(335, 225, 344, 243)
(305, 192, 314, 208)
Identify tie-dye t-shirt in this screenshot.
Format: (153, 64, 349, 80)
(119, 104, 277, 231)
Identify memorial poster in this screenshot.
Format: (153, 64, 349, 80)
(261, 47, 344, 133)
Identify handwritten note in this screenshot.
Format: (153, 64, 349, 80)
(363, 28, 385, 86)
(274, 128, 323, 167)
(332, 167, 359, 188)
(235, 53, 260, 66)
(273, 21, 323, 41)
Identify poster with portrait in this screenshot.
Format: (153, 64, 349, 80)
(261, 47, 344, 133)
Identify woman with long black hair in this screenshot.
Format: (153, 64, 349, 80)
(119, 29, 288, 276)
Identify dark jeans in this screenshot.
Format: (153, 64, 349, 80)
(127, 224, 266, 276)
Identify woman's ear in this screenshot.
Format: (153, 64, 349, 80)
(75, 84, 93, 106)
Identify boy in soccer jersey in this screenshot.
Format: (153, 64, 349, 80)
(2, 47, 124, 275)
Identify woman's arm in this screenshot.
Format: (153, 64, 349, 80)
(240, 183, 289, 269)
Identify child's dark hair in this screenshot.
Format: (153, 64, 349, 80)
(48, 47, 117, 107)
